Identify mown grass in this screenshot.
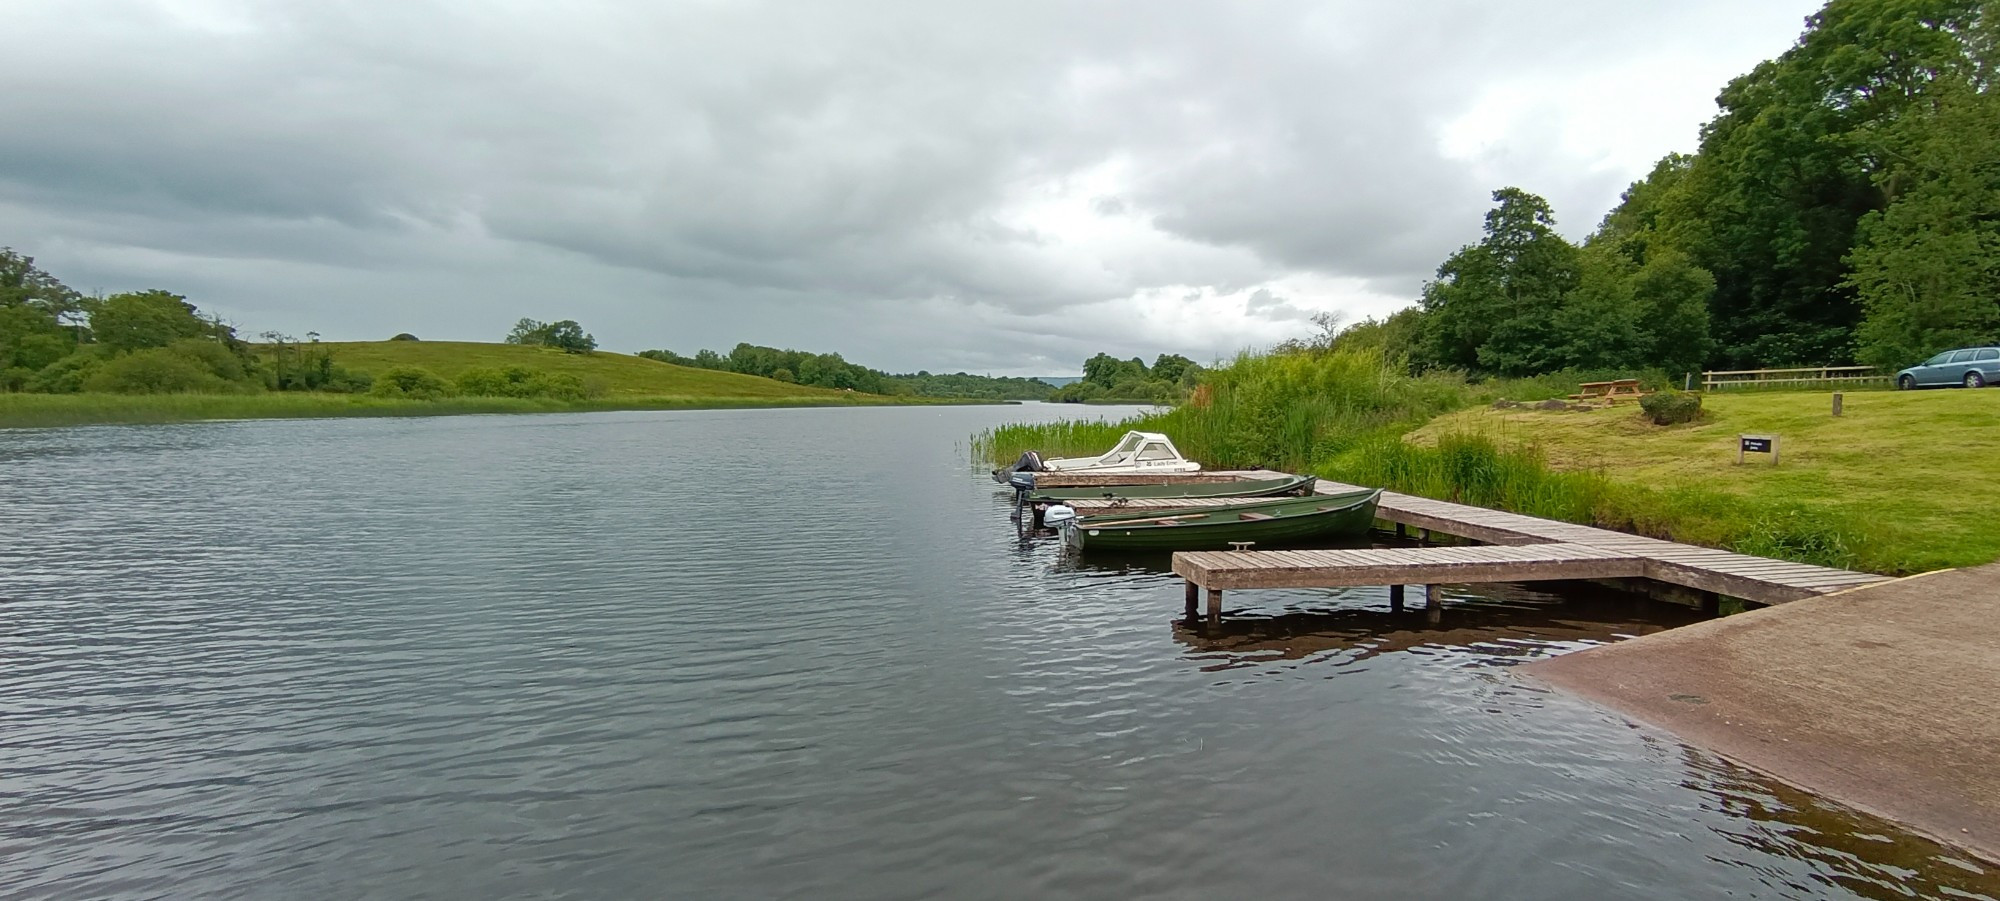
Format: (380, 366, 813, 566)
(1403, 389, 2000, 573)
(311, 341, 849, 399)
(976, 350, 1997, 575)
(0, 391, 967, 430)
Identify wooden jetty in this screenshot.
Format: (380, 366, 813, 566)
(1064, 474, 1891, 621)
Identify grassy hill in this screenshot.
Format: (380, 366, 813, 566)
(322, 341, 847, 399)
(0, 341, 968, 430)
(1409, 388, 2000, 573)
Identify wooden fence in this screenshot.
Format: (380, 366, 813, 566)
(1699, 366, 1888, 390)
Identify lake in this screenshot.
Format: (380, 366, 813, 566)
(2, 404, 1993, 900)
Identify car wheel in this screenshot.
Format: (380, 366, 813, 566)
(1899, 374, 1916, 390)
(1969, 372, 1988, 389)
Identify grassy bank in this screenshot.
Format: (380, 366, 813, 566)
(314, 341, 857, 399)
(0, 391, 972, 430)
(976, 350, 1995, 575)
(1, 341, 1000, 429)
(1398, 390, 1999, 574)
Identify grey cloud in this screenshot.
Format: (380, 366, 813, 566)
(0, 0, 1819, 373)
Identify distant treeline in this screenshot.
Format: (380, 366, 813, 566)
(1046, 353, 1200, 403)
(1342, 0, 2000, 376)
(637, 343, 1054, 398)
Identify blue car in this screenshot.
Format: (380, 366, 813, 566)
(1897, 346, 2000, 389)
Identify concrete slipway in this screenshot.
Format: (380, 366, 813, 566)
(1525, 564, 2000, 862)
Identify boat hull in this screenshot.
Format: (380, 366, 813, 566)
(1062, 490, 1381, 552)
(1030, 475, 1314, 503)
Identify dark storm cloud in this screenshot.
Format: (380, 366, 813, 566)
(0, 0, 1819, 372)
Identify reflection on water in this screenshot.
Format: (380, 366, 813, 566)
(1172, 582, 1706, 670)
(1689, 751, 1999, 901)
(1, 406, 1995, 900)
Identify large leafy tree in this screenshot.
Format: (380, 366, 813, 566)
(505, 317, 597, 354)
(90, 290, 214, 353)
(1653, 0, 1992, 366)
(1848, 85, 2000, 366)
(1419, 188, 1581, 376)
(0, 249, 84, 375)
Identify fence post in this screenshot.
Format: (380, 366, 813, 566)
(1832, 393, 1843, 417)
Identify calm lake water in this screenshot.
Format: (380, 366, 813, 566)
(2, 404, 1993, 900)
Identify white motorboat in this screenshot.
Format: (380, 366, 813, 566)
(1039, 430, 1201, 474)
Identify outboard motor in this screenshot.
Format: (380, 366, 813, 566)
(1009, 470, 1037, 514)
(1042, 504, 1076, 530)
(992, 450, 1045, 484)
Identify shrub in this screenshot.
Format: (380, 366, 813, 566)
(451, 366, 594, 400)
(1640, 390, 1703, 425)
(2, 366, 33, 392)
(389, 333, 420, 341)
(83, 348, 231, 394)
(368, 366, 450, 399)
(163, 337, 248, 382)
(27, 351, 103, 393)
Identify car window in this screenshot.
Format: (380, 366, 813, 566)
(1978, 349, 2000, 361)
(1949, 350, 1976, 363)
(1924, 352, 1953, 365)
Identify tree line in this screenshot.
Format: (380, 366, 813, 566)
(1046, 353, 1201, 402)
(639, 343, 1056, 398)
(1343, 0, 2000, 376)
(0, 249, 375, 395)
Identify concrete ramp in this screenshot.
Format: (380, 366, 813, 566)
(1526, 564, 2000, 862)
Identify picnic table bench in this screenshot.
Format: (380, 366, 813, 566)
(1568, 379, 1649, 403)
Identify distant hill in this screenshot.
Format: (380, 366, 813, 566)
(1037, 376, 1080, 387)
(318, 341, 850, 399)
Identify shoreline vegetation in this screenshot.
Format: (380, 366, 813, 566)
(975, 348, 1997, 578)
(0, 390, 989, 430)
(0, 245, 1023, 429)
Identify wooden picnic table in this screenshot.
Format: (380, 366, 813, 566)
(1569, 379, 1649, 403)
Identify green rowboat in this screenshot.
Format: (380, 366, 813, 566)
(1029, 474, 1315, 503)
(1059, 488, 1382, 552)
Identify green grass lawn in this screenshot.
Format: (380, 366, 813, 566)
(318, 341, 846, 399)
(1409, 388, 2000, 572)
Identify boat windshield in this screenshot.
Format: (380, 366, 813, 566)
(1098, 433, 1145, 463)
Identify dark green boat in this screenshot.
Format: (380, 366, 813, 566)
(1029, 474, 1315, 503)
(1059, 488, 1382, 552)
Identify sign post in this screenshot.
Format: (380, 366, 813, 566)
(1738, 434, 1779, 465)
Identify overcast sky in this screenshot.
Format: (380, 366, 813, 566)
(2, 0, 1821, 376)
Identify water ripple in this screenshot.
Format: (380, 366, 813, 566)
(0, 407, 1992, 900)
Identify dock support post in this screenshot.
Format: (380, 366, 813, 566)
(1420, 528, 1432, 544)
(1701, 591, 1721, 618)
(1185, 581, 1199, 620)
(1389, 584, 1405, 613)
(1206, 588, 1223, 624)
(1425, 584, 1443, 624)
(1395, 522, 1407, 539)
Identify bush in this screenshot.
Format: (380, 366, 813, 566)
(83, 348, 231, 394)
(368, 366, 451, 400)
(162, 337, 248, 382)
(27, 351, 103, 394)
(452, 366, 594, 400)
(1639, 390, 1703, 425)
(389, 333, 420, 341)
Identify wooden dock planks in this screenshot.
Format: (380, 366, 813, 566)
(1081, 471, 1895, 607)
(1173, 543, 1645, 590)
